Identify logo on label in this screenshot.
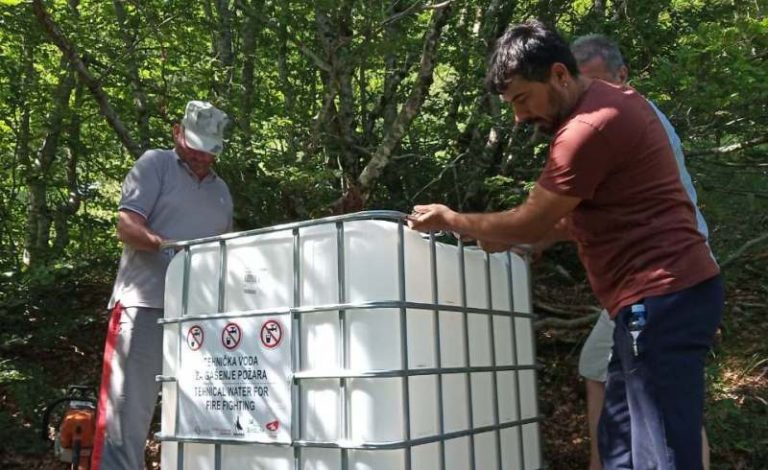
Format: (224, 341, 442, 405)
(265, 420, 280, 432)
(243, 269, 263, 294)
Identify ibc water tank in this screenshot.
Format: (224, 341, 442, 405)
(158, 211, 542, 470)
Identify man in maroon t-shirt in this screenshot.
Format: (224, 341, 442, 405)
(408, 20, 723, 470)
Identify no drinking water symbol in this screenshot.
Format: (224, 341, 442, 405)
(260, 320, 283, 349)
(186, 325, 204, 351)
(221, 322, 242, 350)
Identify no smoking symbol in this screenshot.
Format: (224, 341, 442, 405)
(187, 325, 204, 351)
(222, 323, 242, 350)
(260, 320, 283, 349)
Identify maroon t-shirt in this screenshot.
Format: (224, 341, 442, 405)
(537, 80, 719, 315)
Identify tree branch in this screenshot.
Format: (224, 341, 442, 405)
(535, 311, 600, 330)
(410, 151, 469, 202)
(380, 0, 432, 27)
(686, 136, 768, 158)
(31, 0, 141, 159)
(720, 233, 768, 268)
(534, 301, 602, 317)
(287, 35, 332, 72)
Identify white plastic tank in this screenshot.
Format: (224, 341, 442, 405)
(160, 211, 542, 469)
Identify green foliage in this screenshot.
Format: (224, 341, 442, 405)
(644, 16, 768, 148)
(0, 368, 51, 455)
(0, 258, 111, 456)
(706, 361, 768, 469)
(0, 0, 766, 464)
(483, 175, 528, 208)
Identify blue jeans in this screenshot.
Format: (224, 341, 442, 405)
(598, 275, 723, 469)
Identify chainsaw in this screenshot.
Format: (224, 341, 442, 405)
(41, 385, 97, 470)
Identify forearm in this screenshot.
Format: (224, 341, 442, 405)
(449, 210, 546, 245)
(476, 222, 573, 255)
(409, 184, 582, 246)
(450, 202, 576, 245)
(117, 210, 165, 252)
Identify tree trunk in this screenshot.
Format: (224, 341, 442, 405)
(113, 0, 150, 151)
(276, 11, 298, 160)
(593, 0, 605, 18)
(23, 1, 80, 269)
(612, 0, 627, 22)
(19, 34, 36, 268)
(211, 0, 235, 100)
(25, 57, 76, 269)
(11, 35, 37, 266)
(314, 1, 360, 180)
(454, 0, 517, 210)
(356, 3, 453, 203)
(363, 0, 414, 146)
(238, 0, 258, 149)
(53, 81, 85, 255)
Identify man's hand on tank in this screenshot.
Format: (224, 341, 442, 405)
(407, 204, 457, 233)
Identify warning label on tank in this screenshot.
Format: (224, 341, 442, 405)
(177, 315, 291, 443)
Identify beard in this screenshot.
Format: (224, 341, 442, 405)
(528, 122, 551, 145)
(528, 84, 572, 138)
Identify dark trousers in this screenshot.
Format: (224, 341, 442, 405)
(598, 275, 724, 470)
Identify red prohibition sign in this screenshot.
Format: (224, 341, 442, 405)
(260, 320, 283, 349)
(187, 325, 204, 351)
(221, 322, 242, 350)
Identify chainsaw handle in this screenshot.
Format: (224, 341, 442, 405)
(71, 425, 82, 467)
(41, 397, 74, 441)
(66, 385, 98, 402)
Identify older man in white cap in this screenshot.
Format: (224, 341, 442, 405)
(91, 101, 233, 470)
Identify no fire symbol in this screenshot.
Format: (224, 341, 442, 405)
(186, 325, 204, 351)
(221, 322, 242, 350)
(260, 320, 283, 349)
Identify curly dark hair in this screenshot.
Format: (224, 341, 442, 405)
(486, 19, 579, 94)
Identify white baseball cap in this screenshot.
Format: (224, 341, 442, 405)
(181, 101, 229, 154)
